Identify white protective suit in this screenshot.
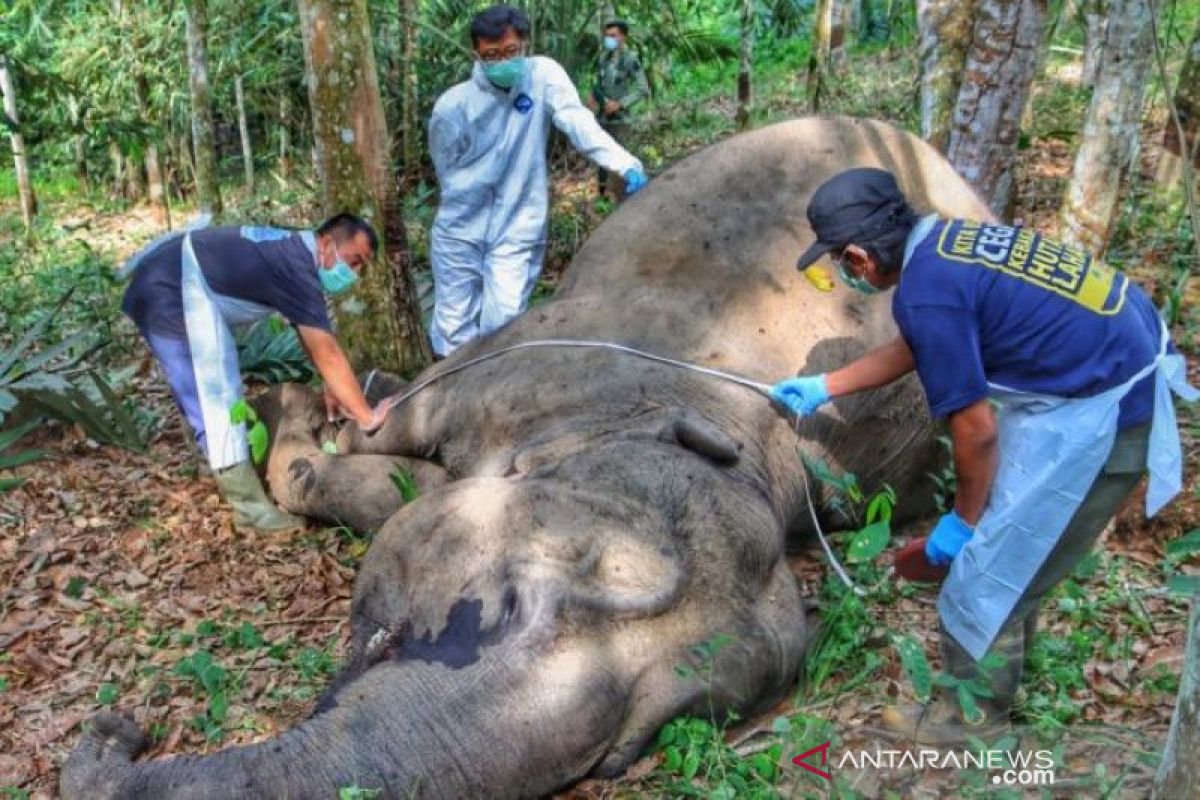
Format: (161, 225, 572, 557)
(428, 56, 643, 356)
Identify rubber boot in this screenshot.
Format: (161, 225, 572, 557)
(214, 461, 305, 532)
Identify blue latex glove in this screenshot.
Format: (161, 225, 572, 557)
(624, 168, 648, 195)
(769, 374, 830, 417)
(925, 510, 975, 566)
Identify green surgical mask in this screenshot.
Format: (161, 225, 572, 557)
(837, 261, 880, 295)
(483, 56, 527, 89)
(319, 244, 359, 296)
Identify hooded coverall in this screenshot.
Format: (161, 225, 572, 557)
(428, 56, 642, 357)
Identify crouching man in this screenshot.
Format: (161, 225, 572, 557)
(121, 214, 385, 531)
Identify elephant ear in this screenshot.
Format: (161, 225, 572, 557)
(557, 535, 684, 620)
(659, 413, 741, 466)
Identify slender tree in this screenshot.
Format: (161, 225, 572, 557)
(299, 0, 430, 374)
(1080, 0, 1107, 88)
(279, 92, 292, 180)
(184, 0, 223, 216)
(1157, 19, 1200, 186)
(136, 75, 169, 225)
(946, 0, 1047, 214)
(916, 0, 978, 152)
(399, 0, 421, 182)
(108, 140, 125, 199)
(1060, 0, 1152, 254)
(808, 0, 835, 110)
(1153, 595, 1200, 798)
(67, 94, 89, 191)
(0, 54, 37, 230)
(735, 0, 753, 130)
(235, 74, 255, 192)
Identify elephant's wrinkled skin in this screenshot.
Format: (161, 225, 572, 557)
(62, 117, 992, 798)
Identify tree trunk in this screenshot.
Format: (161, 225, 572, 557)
(735, 0, 753, 130)
(946, 0, 1047, 215)
(279, 92, 292, 180)
(1060, 0, 1152, 255)
(1, 55, 37, 231)
(109, 141, 125, 200)
(916, 0, 978, 152)
(1158, 20, 1200, 186)
(1152, 595, 1200, 798)
(808, 0, 834, 110)
(177, 130, 196, 200)
(299, 0, 430, 374)
(1080, 0, 1107, 88)
(235, 74, 255, 193)
(399, 0, 420, 182)
(67, 95, 89, 192)
(135, 75, 169, 226)
(184, 0, 223, 216)
(831, 0, 857, 65)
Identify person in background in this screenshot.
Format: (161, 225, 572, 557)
(427, 4, 648, 358)
(770, 168, 1197, 743)
(121, 214, 386, 531)
(585, 18, 650, 200)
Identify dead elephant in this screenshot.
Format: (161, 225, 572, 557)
(62, 116, 991, 798)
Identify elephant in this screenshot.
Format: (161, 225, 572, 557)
(62, 116, 992, 798)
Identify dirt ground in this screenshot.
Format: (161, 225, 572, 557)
(3, 140, 1199, 798)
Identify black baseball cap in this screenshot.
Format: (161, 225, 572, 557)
(795, 168, 910, 271)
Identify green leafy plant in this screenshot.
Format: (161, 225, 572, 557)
(893, 634, 933, 704)
(0, 419, 47, 492)
(229, 398, 269, 464)
(926, 434, 957, 514)
(173, 649, 233, 742)
(655, 716, 779, 798)
(1, 289, 145, 450)
(389, 465, 419, 504)
(235, 317, 314, 385)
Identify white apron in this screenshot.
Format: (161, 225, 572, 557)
(940, 322, 1198, 659)
(179, 234, 274, 470)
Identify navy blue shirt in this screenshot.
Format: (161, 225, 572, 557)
(893, 217, 1162, 429)
(122, 226, 330, 340)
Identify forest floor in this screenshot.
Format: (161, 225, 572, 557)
(3, 116, 1200, 798)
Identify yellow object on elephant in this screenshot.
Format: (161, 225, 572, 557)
(804, 265, 835, 292)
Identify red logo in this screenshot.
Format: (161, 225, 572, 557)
(792, 741, 832, 781)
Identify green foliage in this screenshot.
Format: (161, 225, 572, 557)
(892, 634, 932, 703)
(1, 289, 146, 451)
(235, 317, 314, 385)
(926, 435, 957, 514)
(655, 716, 780, 798)
(389, 466, 420, 504)
(95, 682, 119, 706)
(337, 788, 382, 800)
(0, 419, 47, 492)
(173, 649, 232, 741)
(229, 398, 269, 464)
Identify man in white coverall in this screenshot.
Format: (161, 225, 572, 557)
(428, 4, 649, 357)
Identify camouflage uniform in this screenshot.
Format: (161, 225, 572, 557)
(590, 47, 649, 198)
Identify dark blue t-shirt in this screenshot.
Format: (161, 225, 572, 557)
(893, 217, 1162, 429)
(122, 226, 330, 340)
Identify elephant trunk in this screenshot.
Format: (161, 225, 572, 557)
(60, 708, 425, 799)
(62, 644, 626, 799)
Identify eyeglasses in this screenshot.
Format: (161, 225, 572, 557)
(477, 44, 526, 63)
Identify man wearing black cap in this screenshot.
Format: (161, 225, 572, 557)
(770, 167, 1196, 743)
